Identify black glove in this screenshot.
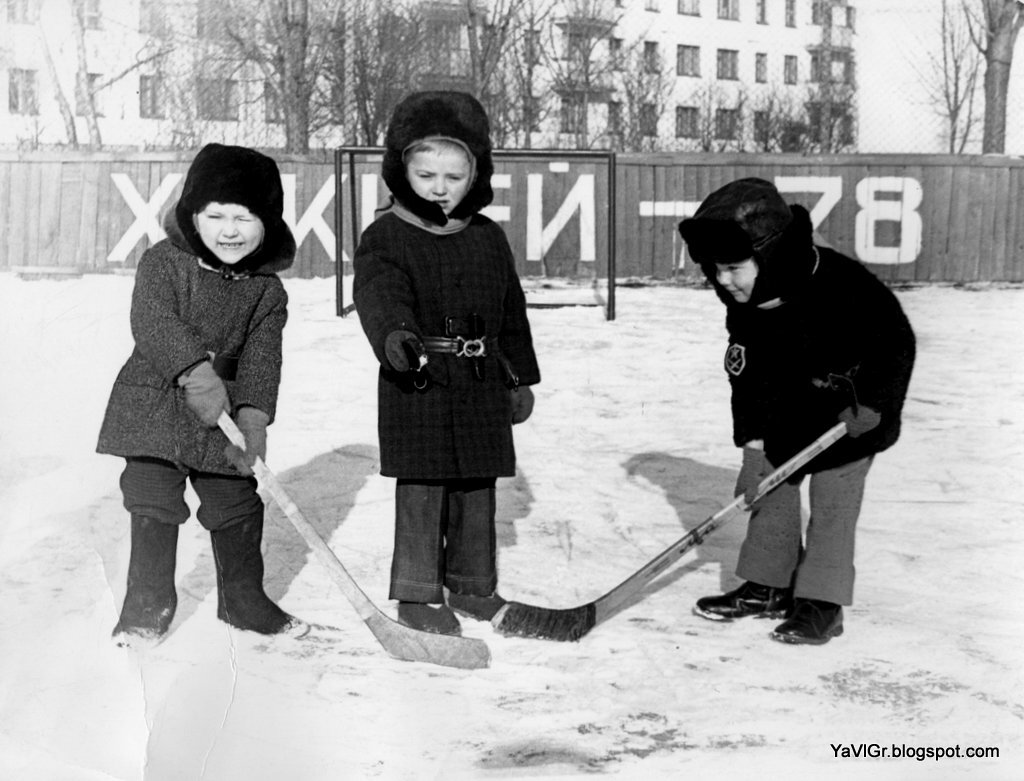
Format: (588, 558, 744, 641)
(224, 406, 269, 475)
(510, 386, 535, 424)
(384, 330, 427, 372)
(839, 406, 881, 438)
(735, 446, 770, 507)
(178, 360, 230, 427)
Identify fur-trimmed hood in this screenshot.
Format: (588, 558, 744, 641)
(382, 91, 494, 225)
(172, 143, 295, 275)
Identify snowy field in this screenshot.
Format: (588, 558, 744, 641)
(0, 271, 1021, 780)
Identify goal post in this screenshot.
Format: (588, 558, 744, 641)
(334, 147, 617, 320)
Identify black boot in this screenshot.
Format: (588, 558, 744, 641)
(113, 515, 179, 641)
(397, 602, 462, 635)
(770, 598, 844, 645)
(693, 580, 793, 622)
(447, 591, 506, 621)
(210, 514, 301, 635)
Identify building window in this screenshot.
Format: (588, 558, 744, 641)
(676, 44, 700, 77)
(139, 74, 164, 118)
(139, 0, 163, 34)
(846, 6, 856, 30)
(755, 53, 767, 83)
(811, 0, 825, 25)
(640, 103, 658, 136)
(756, 0, 767, 24)
(785, 0, 796, 27)
(264, 81, 283, 123)
(82, 0, 101, 29)
(5, 0, 40, 23)
(753, 110, 769, 144)
(717, 0, 738, 21)
(716, 49, 738, 80)
(645, 0, 659, 10)
(715, 108, 739, 140)
(8, 68, 38, 115)
(784, 55, 798, 84)
(677, 0, 699, 15)
(675, 105, 698, 137)
(609, 37, 623, 70)
(198, 78, 239, 120)
(608, 100, 622, 136)
(643, 41, 660, 74)
(76, 73, 103, 116)
(560, 95, 583, 134)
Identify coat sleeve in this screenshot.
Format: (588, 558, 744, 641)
(725, 309, 770, 447)
(497, 227, 541, 387)
(130, 251, 210, 381)
(352, 222, 421, 365)
(232, 280, 287, 423)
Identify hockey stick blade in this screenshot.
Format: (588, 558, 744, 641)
(493, 422, 848, 642)
(218, 414, 490, 670)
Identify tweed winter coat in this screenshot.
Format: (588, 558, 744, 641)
(96, 216, 289, 474)
(353, 211, 540, 479)
(713, 215, 916, 473)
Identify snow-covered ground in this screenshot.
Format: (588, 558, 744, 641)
(0, 271, 1021, 780)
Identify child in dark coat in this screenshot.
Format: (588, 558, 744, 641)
(98, 143, 305, 643)
(678, 178, 915, 645)
(353, 91, 540, 635)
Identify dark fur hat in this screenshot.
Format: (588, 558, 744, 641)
(679, 178, 817, 305)
(381, 91, 494, 225)
(174, 143, 295, 274)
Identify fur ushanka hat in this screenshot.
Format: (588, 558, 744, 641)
(678, 177, 817, 305)
(173, 143, 295, 274)
(381, 91, 494, 225)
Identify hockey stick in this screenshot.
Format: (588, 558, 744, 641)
(218, 413, 490, 670)
(492, 421, 849, 642)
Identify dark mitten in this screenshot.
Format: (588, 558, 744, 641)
(178, 361, 230, 427)
(735, 445, 770, 506)
(224, 406, 270, 475)
(510, 386, 535, 424)
(384, 330, 427, 372)
(839, 406, 881, 438)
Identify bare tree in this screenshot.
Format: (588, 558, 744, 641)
(683, 80, 747, 152)
(748, 88, 806, 152)
(614, 41, 674, 152)
(965, 0, 1024, 153)
(918, 0, 982, 153)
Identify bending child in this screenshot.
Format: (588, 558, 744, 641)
(678, 177, 915, 645)
(98, 143, 305, 643)
(354, 91, 540, 635)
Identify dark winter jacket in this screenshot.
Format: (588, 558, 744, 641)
(353, 211, 540, 479)
(96, 213, 290, 474)
(706, 207, 916, 472)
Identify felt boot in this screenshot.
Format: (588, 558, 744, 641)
(113, 515, 179, 641)
(397, 602, 462, 635)
(211, 514, 300, 635)
(693, 580, 793, 622)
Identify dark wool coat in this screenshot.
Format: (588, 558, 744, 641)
(96, 216, 289, 474)
(709, 212, 916, 473)
(353, 212, 540, 479)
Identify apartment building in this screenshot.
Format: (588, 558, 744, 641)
(1, 0, 856, 152)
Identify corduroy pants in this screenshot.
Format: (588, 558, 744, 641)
(735, 456, 873, 606)
(390, 478, 498, 603)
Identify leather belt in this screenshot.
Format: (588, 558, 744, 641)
(422, 335, 489, 358)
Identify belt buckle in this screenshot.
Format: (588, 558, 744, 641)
(456, 337, 486, 358)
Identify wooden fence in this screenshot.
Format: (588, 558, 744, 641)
(1, 150, 1021, 283)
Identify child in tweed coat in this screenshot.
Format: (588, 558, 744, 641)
(353, 91, 541, 635)
(98, 143, 306, 643)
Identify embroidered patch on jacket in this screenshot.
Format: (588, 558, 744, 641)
(725, 343, 746, 376)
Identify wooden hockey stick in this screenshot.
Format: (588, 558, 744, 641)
(218, 413, 490, 670)
(492, 421, 849, 642)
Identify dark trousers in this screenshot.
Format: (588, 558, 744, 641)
(120, 457, 262, 531)
(390, 478, 498, 603)
(736, 456, 872, 606)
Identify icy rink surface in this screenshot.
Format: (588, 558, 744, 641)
(0, 272, 1021, 780)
